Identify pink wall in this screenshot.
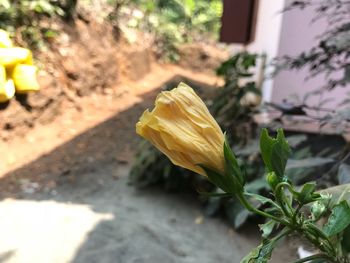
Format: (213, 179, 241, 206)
(272, 1, 349, 108)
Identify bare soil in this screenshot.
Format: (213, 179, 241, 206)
(0, 62, 224, 197)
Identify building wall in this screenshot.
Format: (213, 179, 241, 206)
(223, 1, 348, 107)
(245, 0, 348, 107)
(246, 0, 286, 102)
(271, 0, 348, 108)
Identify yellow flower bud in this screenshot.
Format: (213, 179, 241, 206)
(136, 82, 225, 176)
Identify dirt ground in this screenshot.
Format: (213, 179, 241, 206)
(0, 64, 223, 193)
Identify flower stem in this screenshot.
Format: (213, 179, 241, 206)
(304, 223, 337, 257)
(236, 193, 290, 226)
(275, 182, 294, 218)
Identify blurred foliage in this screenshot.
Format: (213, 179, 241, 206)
(0, 0, 77, 49)
(213, 52, 261, 142)
(126, 0, 222, 61)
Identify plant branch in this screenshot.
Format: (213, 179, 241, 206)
(237, 193, 290, 226)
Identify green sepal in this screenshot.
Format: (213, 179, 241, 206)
(199, 164, 238, 194)
(223, 135, 245, 191)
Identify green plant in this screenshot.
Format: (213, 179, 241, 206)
(127, 0, 222, 61)
(0, 0, 77, 49)
(214, 52, 261, 134)
(226, 129, 350, 262)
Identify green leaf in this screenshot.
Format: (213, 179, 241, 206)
(311, 200, 327, 221)
(216, 56, 239, 76)
(323, 200, 350, 237)
(260, 128, 275, 172)
(223, 136, 244, 189)
(260, 128, 291, 179)
(341, 225, 350, 253)
(259, 220, 276, 238)
(244, 192, 279, 208)
(199, 164, 229, 192)
(270, 129, 291, 179)
(240, 239, 276, 263)
(295, 182, 321, 204)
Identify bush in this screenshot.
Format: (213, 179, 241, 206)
(128, 0, 223, 61)
(0, 0, 76, 48)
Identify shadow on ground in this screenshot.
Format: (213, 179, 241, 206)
(0, 76, 295, 263)
(0, 75, 218, 199)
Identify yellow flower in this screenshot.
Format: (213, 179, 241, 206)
(136, 82, 225, 176)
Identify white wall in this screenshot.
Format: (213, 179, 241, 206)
(272, 1, 349, 108)
(247, 0, 286, 102)
(244, 0, 349, 107)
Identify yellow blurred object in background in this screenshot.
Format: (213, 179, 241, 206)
(0, 47, 33, 67)
(0, 79, 16, 102)
(12, 64, 40, 93)
(0, 30, 39, 102)
(0, 66, 15, 102)
(0, 30, 13, 48)
(0, 65, 6, 86)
